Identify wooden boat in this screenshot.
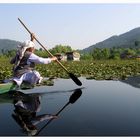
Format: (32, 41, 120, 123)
(0, 83, 14, 94)
(0, 81, 84, 95)
(0, 77, 56, 94)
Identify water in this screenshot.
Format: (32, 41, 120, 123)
(0, 77, 140, 136)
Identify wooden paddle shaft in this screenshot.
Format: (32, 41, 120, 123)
(18, 18, 69, 73)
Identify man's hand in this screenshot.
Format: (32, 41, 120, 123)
(51, 56, 57, 61)
(31, 33, 35, 41)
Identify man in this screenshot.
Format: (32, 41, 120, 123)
(10, 33, 57, 87)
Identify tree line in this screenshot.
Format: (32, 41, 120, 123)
(1, 45, 140, 60)
(81, 47, 140, 60)
(0, 44, 73, 58)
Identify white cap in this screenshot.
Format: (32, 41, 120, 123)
(16, 40, 35, 61)
(22, 40, 35, 48)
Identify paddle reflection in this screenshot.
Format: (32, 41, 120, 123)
(11, 88, 82, 136)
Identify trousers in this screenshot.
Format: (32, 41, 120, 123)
(13, 70, 42, 86)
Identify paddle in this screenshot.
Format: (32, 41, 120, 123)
(18, 18, 82, 86)
(35, 88, 82, 136)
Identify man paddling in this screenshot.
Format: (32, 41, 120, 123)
(10, 33, 57, 87)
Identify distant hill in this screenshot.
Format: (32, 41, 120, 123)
(82, 27, 140, 53)
(0, 39, 21, 53)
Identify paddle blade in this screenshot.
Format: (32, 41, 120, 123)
(69, 89, 82, 104)
(69, 73, 82, 86)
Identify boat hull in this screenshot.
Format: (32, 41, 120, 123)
(0, 83, 13, 94)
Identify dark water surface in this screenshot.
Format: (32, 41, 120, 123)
(0, 77, 140, 136)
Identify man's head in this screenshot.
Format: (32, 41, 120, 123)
(22, 40, 35, 52)
(23, 40, 35, 48)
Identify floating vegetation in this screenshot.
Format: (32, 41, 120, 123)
(0, 59, 140, 83)
(39, 78, 54, 86)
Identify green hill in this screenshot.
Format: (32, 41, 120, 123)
(0, 39, 21, 53)
(83, 27, 140, 53)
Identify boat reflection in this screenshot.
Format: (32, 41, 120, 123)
(10, 88, 82, 136)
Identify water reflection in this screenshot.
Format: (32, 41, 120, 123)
(120, 76, 140, 89)
(10, 91, 57, 136)
(36, 88, 82, 136)
(7, 88, 82, 136)
(1, 77, 140, 136)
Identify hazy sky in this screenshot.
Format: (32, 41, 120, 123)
(1, 3, 140, 49)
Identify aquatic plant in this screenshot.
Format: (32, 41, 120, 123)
(0, 59, 140, 83)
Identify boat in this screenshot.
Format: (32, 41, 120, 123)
(0, 81, 84, 95)
(0, 82, 14, 94)
(0, 78, 55, 95)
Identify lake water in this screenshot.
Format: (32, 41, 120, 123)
(0, 77, 140, 136)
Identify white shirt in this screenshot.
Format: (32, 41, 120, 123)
(27, 53, 52, 64)
(13, 53, 52, 86)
